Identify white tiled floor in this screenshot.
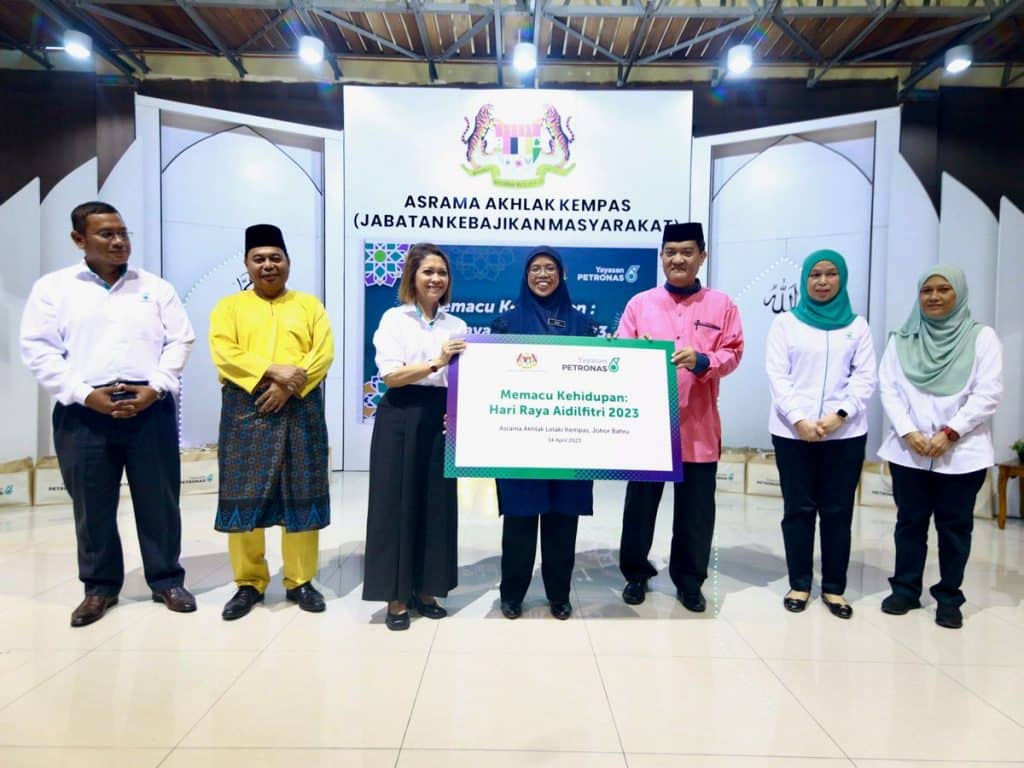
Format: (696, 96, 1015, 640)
(1, 474, 1023, 767)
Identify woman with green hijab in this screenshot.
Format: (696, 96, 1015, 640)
(878, 265, 1002, 630)
(766, 249, 877, 619)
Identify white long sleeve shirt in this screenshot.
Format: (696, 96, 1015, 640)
(20, 261, 195, 405)
(373, 304, 468, 387)
(877, 328, 1002, 474)
(765, 312, 877, 441)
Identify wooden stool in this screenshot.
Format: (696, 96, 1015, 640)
(996, 461, 1024, 529)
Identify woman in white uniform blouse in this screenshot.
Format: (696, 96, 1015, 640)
(363, 244, 467, 630)
(766, 249, 876, 619)
(877, 265, 1002, 630)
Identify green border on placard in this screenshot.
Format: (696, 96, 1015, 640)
(444, 335, 681, 481)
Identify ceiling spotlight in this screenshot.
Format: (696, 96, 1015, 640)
(63, 29, 92, 60)
(512, 41, 537, 74)
(727, 44, 753, 75)
(944, 44, 972, 74)
(298, 35, 325, 65)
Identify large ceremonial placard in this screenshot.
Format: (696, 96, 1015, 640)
(445, 336, 682, 481)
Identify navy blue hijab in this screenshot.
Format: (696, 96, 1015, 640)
(492, 246, 594, 336)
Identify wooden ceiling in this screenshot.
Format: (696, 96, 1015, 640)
(3, 1, 1023, 94)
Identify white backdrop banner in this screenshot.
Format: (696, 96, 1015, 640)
(344, 86, 692, 247)
(343, 86, 693, 467)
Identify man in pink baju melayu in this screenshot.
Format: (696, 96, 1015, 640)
(615, 222, 744, 612)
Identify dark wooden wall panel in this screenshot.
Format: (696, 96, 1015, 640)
(0, 70, 96, 202)
(97, 80, 136, 189)
(689, 79, 899, 137)
(899, 99, 941, 212)
(936, 88, 1024, 215)
(138, 79, 344, 130)
(899, 88, 1024, 216)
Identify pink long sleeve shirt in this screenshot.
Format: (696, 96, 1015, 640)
(616, 285, 744, 463)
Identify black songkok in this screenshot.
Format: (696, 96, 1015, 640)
(662, 222, 704, 245)
(245, 224, 288, 255)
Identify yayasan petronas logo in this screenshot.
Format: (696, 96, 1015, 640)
(516, 352, 539, 369)
(461, 103, 576, 188)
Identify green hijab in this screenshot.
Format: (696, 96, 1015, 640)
(790, 249, 856, 330)
(895, 264, 982, 396)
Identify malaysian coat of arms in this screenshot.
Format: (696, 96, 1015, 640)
(460, 103, 576, 188)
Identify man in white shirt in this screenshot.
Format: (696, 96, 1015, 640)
(20, 201, 198, 627)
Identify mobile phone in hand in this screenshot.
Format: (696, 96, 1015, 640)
(110, 390, 138, 402)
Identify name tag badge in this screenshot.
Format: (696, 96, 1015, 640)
(547, 317, 567, 329)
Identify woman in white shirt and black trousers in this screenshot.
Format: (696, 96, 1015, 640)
(878, 265, 1002, 629)
(766, 250, 877, 619)
(363, 244, 468, 630)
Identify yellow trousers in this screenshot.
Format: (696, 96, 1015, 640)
(228, 529, 319, 592)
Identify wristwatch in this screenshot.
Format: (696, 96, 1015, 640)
(429, 361, 440, 373)
(836, 409, 848, 420)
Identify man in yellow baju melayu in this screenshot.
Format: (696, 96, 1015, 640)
(209, 224, 334, 620)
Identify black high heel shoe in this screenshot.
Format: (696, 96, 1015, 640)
(410, 594, 447, 619)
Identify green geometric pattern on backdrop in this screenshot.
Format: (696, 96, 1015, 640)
(364, 242, 407, 288)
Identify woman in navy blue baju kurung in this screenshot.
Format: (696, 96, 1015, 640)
(490, 246, 598, 620)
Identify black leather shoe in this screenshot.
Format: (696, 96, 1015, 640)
(783, 591, 809, 613)
(285, 582, 326, 613)
(678, 590, 706, 613)
(70, 594, 118, 627)
(221, 586, 263, 621)
(410, 595, 447, 619)
(622, 580, 647, 605)
(549, 601, 572, 620)
(935, 603, 963, 629)
(152, 586, 197, 613)
(881, 593, 922, 615)
(822, 595, 853, 620)
(385, 610, 410, 631)
(500, 600, 522, 619)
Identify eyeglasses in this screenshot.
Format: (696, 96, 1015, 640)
(528, 265, 559, 275)
(93, 230, 132, 242)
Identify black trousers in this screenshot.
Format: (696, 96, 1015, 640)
(619, 462, 717, 595)
(889, 463, 986, 608)
(363, 386, 458, 602)
(53, 398, 185, 597)
(500, 513, 579, 604)
(772, 434, 866, 595)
